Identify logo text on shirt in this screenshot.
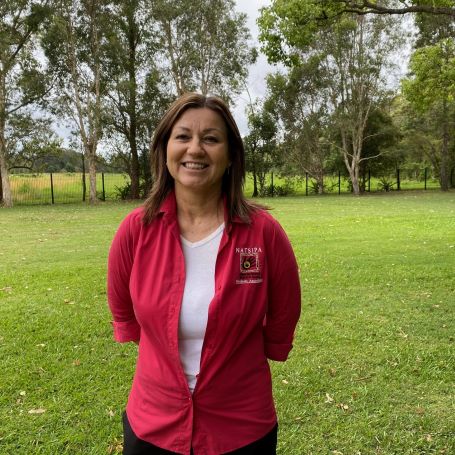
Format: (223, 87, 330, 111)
(236, 247, 263, 284)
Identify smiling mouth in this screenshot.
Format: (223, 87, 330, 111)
(182, 162, 209, 170)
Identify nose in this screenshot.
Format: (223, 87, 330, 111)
(187, 137, 205, 156)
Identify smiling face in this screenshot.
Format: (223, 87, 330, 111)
(166, 107, 230, 197)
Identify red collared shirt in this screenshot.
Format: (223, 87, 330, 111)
(107, 193, 301, 455)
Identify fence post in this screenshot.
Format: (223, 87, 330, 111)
(305, 172, 308, 196)
(396, 168, 401, 191)
(102, 172, 106, 201)
(50, 173, 55, 204)
(424, 168, 427, 190)
(270, 172, 274, 197)
(338, 171, 341, 195)
(368, 169, 371, 192)
(450, 168, 454, 188)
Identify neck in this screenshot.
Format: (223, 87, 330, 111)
(174, 186, 223, 224)
(174, 187, 224, 242)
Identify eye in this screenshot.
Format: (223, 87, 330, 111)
(175, 134, 189, 141)
(204, 136, 219, 143)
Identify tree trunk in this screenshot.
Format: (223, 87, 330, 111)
(0, 123, 13, 207)
(127, 7, 140, 199)
(252, 168, 258, 197)
(129, 140, 140, 198)
(0, 71, 12, 207)
(341, 131, 361, 195)
(141, 148, 152, 193)
(351, 168, 360, 195)
(86, 143, 97, 204)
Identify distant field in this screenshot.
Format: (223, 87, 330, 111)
(0, 192, 454, 454)
(9, 173, 130, 204)
(8, 171, 442, 205)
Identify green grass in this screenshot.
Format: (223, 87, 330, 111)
(0, 192, 454, 454)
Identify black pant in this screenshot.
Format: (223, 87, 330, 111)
(123, 412, 278, 455)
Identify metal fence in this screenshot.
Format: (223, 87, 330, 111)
(7, 167, 454, 205)
(9, 172, 131, 205)
(248, 167, 452, 197)
(299, 167, 451, 196)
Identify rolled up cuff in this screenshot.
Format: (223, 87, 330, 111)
(264, 341, 293, 362)
(112, 320, 141, 343)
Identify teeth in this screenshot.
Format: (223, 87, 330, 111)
(183, 162, 207, 169)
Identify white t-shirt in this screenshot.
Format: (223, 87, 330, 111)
(178, 223, 224, 393)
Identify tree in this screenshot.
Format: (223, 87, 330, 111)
(0, 0, 51, 207)
(102, 0, 173, 198)
(260, 6, 403, 194)
(402, 38, 455, 190)
(42, 0, 107, 204)
(152, 0, 256, 101)
(265, 61, 333, 194)
(330, 1, 455, 17)
(244, 101, 278, 197)
(259, 1, 454, 66)
(390, 95, 442, 180)
(6, 114, 62, 172)
(415, 4, 455, 47)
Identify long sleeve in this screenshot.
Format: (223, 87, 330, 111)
(264, 222, 301, 361)
(107, 213, 141, 343)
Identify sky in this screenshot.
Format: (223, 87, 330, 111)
(232, 0, 277, 134)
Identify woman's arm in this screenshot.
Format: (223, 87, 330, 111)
(107, 213, 141, 343)
(264, 221, 301, 361)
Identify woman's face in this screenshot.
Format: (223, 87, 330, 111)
(166, 107, 230, 196)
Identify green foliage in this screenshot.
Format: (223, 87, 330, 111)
(259, 5, 403, 194)
(258, 0, 344, 65)
(401, 38, 455, 190)
(244, 102, 278, 196)
(402, 39, 455, 112)
(259, 1, 455, 66)
(152, 0, 256, 100)
(259, 180, 295, 197)
(114, 177, 148, 200)
(377, 176, 396, 192)
(7, 114, 63, 172)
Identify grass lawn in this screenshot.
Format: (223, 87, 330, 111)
(0, 191, 454, 454)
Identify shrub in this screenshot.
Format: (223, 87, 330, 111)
(377, 177, 395, 192)
(259, 181, 295, 197)
(114, 179, 148, 200)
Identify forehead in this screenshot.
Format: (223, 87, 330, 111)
(172, 107, 227, 133)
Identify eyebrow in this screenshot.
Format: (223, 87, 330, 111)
(174, 126, 224, 133)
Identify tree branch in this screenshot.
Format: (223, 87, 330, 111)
(335, 0, 455, 17)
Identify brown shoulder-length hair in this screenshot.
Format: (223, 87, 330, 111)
(143, 92, 258, 224)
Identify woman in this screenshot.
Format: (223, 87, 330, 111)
(107, 93, 301, 455)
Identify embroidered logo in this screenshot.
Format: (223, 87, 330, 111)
(240, 253, 259, 273)
(236, 247, 263, 284)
